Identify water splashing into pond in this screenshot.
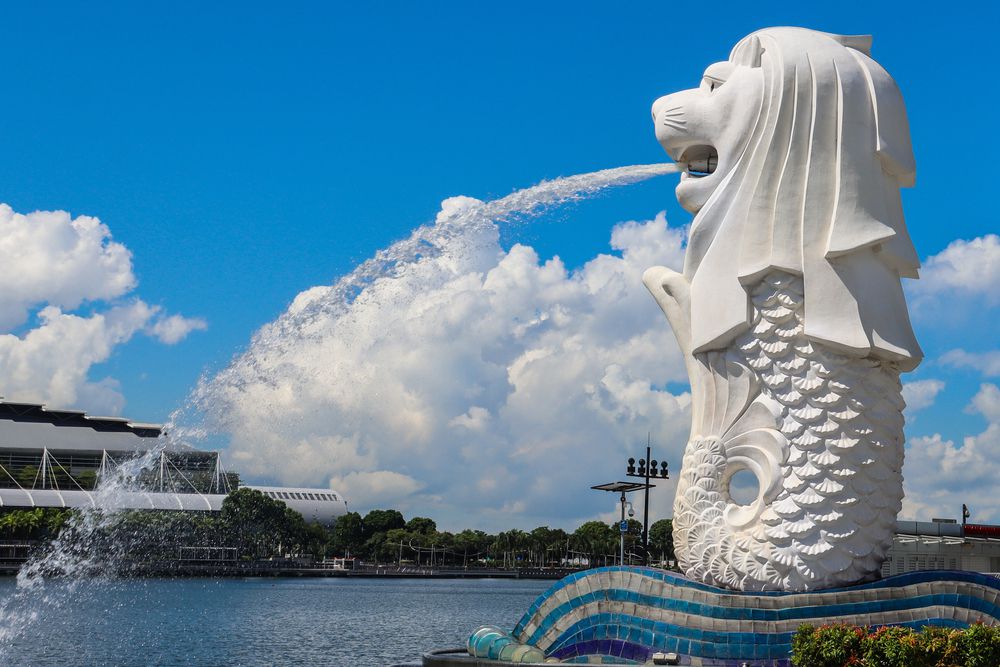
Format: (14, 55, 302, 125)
(0, 445, 164, 656)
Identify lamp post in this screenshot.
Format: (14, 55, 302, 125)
(625, 436, 670, 566)
(591, 481, 652, 566)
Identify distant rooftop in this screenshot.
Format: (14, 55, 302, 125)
(0, 399, 163, 451)
(0, 399, 163, 439)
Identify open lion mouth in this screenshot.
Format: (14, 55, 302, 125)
(679, 145, 719, 177)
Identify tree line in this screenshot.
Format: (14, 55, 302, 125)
(327, 510, 675, 567)
(0, 489, 676, 567)
(0, 489, 325, 565)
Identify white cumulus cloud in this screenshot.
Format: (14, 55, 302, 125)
(328, 471, 426, 509)
(0, 302, 153, 410)
(0, 203, 206, 414)
(902, 383, 1000, 522)
(147, 314, 208, 344)
(902, 379, 945, 416)
(193, 204, 691, 530)
(908, 234, 1000, 313)
(940, 349, 1000, 378)
(971, 383, 1000, 423)
(0, 204, 136, 330)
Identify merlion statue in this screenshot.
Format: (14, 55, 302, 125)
(644, 27, 921, 591)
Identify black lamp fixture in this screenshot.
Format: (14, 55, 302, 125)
(628, 456, 669, 480)
(625, 436, 669, 566)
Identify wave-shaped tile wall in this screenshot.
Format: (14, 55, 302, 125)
(466, 567, 1000, 666)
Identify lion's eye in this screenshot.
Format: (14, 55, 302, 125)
(702, 76, 725, 93)
(701, 61, 734, 93)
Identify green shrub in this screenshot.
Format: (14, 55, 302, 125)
(791, 625, 864, 667)
(955, 623, 1000, 667)
(791, 623, 1000, 667)
(859, 626, 927, 667)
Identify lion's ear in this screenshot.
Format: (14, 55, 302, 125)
(827, 33, 873, 56)
(734, 35, 764, 68)
(848, 49, 916, 187)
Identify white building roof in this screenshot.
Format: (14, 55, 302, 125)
(0, 400, 188, 453)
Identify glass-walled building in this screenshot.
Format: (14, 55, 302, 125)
(0, 400, 345, 526)
(884, 519, 1000, 576)
(0, 400, 234, 494)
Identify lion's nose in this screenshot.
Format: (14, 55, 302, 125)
(651, 95, 672, 122)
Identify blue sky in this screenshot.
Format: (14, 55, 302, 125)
(1, 2, 997, 528)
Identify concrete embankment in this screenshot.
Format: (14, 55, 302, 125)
(0, 557, 585, 580)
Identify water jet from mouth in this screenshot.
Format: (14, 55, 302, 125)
(181, 162, 682, 438)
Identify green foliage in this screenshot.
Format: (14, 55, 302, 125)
(571, 521, 616, 565)
(624, 518, 643, 544)
(362, 532, 388, 561)
(74, 470, 98, 490)
(791, 625, 865, 667)
(526, 527, 569, 566)
(791, 623, 1000, 667)
(362, 509, 405, 538)
(221, 488, 290, 558)
(859, 626, 926, 667)
(95, 490, 330, 563)
(406, 516, 436, 535)
(453, 529, 491, 555)
(648, 519, 675, 563)
(16, 465, 39, 488)
(330, 511, 363, 556)
(491, 529, 526, 568)
(956, 623, 1000, 667)
(106, 510, 224, 562)
(6, 493, 677, 572)
(44, 508, 72, 535)
(223, 472, 241, 491)
(0, 508, 72, 539)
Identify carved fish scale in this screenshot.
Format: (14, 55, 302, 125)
(671, 272, 905, 591)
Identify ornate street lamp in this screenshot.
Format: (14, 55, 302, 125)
(590, 481, 649, 567)
(625, 436, 669, 566)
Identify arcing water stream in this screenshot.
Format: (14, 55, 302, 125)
(0, 163, 678, 655)
(185, 162, 678, 436)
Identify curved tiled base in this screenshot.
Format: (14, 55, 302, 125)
(490, 567, 1000, 665)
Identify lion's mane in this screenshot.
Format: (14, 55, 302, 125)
(684, 27, 922, 370)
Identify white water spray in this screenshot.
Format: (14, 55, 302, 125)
(184, 162, 678, 434)
(0, 445, 165, 653)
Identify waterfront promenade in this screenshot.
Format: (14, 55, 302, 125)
(0, 544, 583, 580)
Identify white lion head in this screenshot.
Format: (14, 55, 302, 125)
(652, 27, 922, 370)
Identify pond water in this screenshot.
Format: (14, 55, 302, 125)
(0, 576, 551, 666)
